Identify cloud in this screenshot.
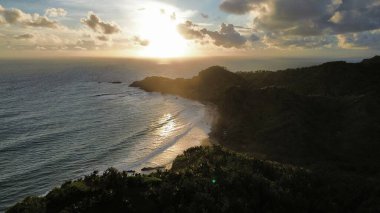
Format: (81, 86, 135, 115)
(81, 12, 121, 35)
(200, 13, 209, 19)
(72, 39, 110, 50)
(45, 8, 67, 17)
(337, 30, 380, 50)
(178, 21, 248, 48)
(328, 2, 380, 33)
(26, 16, 60, 28)
(253, 0, 339, 36)
(249, 34, 260, 42)
(265, 34, 336, 49)
(201, 23, 248, 48)
(36, 46, 47, 51)
(219, 0, 380, 36)
(0, 5, 59, 28)
(177, 21, 204, 40)
(1, 7, 30, 26)
(133, 36, 149, 46)
(220, 0, 263, 15)
(96, 35, 109, 41)
(14, 33, 34, 39)
(2, 8, 27, 24)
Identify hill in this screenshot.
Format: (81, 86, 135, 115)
(8, 146, 380, 212)
(131, 57, 380, 174)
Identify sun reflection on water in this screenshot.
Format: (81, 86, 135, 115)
(159, 113, 175, 137)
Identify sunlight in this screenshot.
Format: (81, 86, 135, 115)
(136, 4, 189, 58)
(159, 113, 175, 137)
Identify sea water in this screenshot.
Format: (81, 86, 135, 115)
(0, 58, 213, 211)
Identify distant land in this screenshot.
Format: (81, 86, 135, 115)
(8, 56, 380, 212)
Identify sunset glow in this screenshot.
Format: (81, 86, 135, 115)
(136, 7, 189, 58)
(0, 0, 378, 59)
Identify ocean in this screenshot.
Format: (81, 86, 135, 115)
(0, 56, 359, 211)
(0, 58, 212, 211)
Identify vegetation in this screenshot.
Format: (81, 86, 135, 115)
(8, 146, 380, 212)
(132, 56, 380, 174)
(9, 56, 380, 212)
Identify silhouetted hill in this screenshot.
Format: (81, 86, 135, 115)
(130, 66, 244, 102)
(131, 57, 380, 174)
(362, 55, 380, 64)
(238, 58, 380, 96)
(8, 146, 380, 213)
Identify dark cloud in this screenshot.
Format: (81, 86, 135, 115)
(2, 8, 23, 24)
(201, 23, 248, 48)
(338, 30, 380, 50)
(220, 0, 263, 15)
(96, 35, 109, 41)
(81, 12, 121, 35)
(329, 2, 380, 33)
(177, 21, 205, 40)
(264, 32, 337, 48)
(249, 34, 260, 42)
(252, 0, 339, 36)
(0, 5, 59, 28)
(14, 33, 34, 39)
(178, 21, 249, 48)
(220, 0, 380, 36)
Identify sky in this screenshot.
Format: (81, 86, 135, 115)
(0, 0, 379, 59)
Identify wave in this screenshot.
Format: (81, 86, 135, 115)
(116, 101, 211, 171)
(0, 82, 212, 211)
(90, 108, 187, 162)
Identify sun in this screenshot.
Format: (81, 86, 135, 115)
(136, 5, 189, 58)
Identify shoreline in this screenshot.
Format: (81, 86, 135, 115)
(131, 97, 219, 173)
(7, 56, 380, 212)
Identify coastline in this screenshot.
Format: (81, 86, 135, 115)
(128, 60, 380, 171)
(132, 97, 219, 173)
(7, 57, 380, 212)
